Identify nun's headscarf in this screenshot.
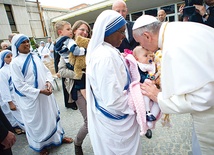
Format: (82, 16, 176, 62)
(40, 41, 45, 45)
(86, 10, 126, 64)
(0, 50, 12, 69)
(11, 34, 29, 58)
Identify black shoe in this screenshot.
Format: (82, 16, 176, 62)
(145, 129, 152, 139)
(146, 114, 156, 121)
(74, 144, 83, 155)
(66, 102, 78, 110)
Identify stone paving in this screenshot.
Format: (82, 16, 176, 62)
(12, 78, 193, 155)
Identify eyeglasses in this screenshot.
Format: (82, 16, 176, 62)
(116, 30, 126, 35)
(77, 28, 89, 33)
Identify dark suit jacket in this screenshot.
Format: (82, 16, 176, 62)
(117, 21, 139, 53)
(0, 108, 13, 154)
(189, 6, 214, 28)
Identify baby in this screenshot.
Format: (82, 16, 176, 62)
(133, 46, 161, 138)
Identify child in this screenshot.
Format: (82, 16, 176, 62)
(0, 50, 25, 134)
(54, 21, 86, 71)
(54, 21, 86, 104)
(133, 46, 161, 138)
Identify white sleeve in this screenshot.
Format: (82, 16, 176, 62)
(0, 72, 12, 102)
(158, 82, 214, 114)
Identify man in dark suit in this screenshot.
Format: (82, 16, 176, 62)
(0, 107, 16, 155)
(112, 0, 139, 53)
(183, 0, 214, 28)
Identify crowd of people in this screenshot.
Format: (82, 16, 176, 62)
(0, 0, 213, 155)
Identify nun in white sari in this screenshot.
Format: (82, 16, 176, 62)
(10, 34, 72, 154)
(0, 50, 24, 130)
(86, 10, 141, 155)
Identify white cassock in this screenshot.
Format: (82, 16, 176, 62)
(86, 42, 141, 155)
(38, 46, 51, 62)
(0, 64, 24, 129)
(10, 52, 64, 152)
(158, 22, 214, 154)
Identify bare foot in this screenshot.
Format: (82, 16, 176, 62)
(62, 137, 73, 144)
(40, 148, 49, 155)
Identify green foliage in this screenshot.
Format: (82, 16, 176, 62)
(30, 37, 36, 49)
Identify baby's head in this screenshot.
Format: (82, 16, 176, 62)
(55, 21, 73, 38)
(133, 46, 154, 64)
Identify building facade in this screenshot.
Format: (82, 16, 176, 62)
(1, 0, 185, 46)
(0, 0, 69, 46)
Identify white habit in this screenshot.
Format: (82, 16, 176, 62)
(38, 46, 51, 62)
(86, 42, 141, 155)
(11, 52, 64, 152)
(0, 63, 24, 129)
(86, 10, 141, 155)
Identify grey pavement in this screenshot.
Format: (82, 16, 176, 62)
(12, 78, 193, 155)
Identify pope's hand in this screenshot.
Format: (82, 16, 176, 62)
(140, 79, 160, 103)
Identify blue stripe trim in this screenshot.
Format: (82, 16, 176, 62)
(27, 112, 61, 143)
(21, 54, 38, 88)
(105, 16, 126, 37)
(92, 87, 129, 120)
(8, 77, 13, 91)
(0, 51, 10, 68)
(29, 130, 65, 152)
(91, 55, 131, 120)
(14, 88, 25, 97)
(31, 54, 38, 88)
(22, 54, 31, 77)
(124, 66, 131, 90)
(8, 76, 12, 85)
(94, 99, 128, 120)
(14, 84, 25, 97)
(15, 36, 29, 49)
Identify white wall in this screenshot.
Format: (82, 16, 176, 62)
(26, 2, 44, 38)
(42, 8, 69, 40)
(12, 5, 33, 37)
(0, 4, 12, 40)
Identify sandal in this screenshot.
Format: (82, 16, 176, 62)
(14, 128, 25, 135)
(62, 137, 73, 144)
(40, 148, 49, 155)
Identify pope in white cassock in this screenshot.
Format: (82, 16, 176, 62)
(133, 15, 214, 155)
(10, 34, 72, 154)
(86, 10, 141, 155)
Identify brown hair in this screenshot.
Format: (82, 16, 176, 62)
(71, 20, 91, 39)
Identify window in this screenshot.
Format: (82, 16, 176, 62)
(145, 9, 157, 17)
(168, 16, 175, 21)
(4, 4, 17, 32)
(131, 12, 142, 21)
(161, 5, 175, 14)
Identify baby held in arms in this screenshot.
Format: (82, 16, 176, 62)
(124, 46, 161, 139)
